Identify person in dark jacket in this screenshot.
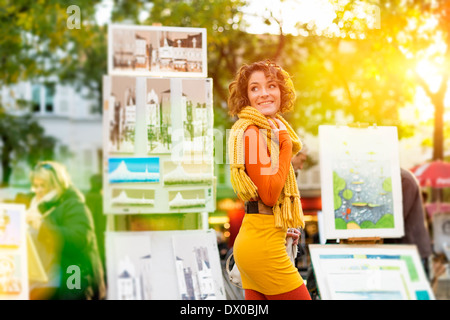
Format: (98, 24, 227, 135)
(26, 161, 106, 300)
(385, 168, 433, 278)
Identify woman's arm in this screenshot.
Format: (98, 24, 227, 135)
(244, 125, 292, 206)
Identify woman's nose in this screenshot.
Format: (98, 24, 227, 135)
(260, 87, 269, 97)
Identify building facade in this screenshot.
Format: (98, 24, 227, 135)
(1, 80, 102, 192)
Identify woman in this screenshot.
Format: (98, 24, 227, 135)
(228, 60, 311, 300)
(26, 161, 106, 300)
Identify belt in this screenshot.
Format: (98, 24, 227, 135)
(245, 200, 273, 215)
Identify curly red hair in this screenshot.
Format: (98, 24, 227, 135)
(227, 60, 296, 116)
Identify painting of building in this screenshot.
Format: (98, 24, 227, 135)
(106, 232, 152, 300)
(172, 233, 224, 300)
(109, 25, 207, 77)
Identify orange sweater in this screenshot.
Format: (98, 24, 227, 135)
(244, 125, 293, 207)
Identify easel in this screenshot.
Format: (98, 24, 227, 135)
(341, 237, 383, 245)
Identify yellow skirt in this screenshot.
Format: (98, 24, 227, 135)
(233, 214, 303, 295)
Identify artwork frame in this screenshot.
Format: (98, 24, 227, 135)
(319, 125, 404, 239)
(106, 229, 225, 300)
(108, 24, 207, 78)
(0, 203, 28, 300)
(309, 244, 435, 300)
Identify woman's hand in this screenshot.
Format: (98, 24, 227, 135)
(286, 228, 301, 246)
(268, 117, 287, 132)
(26, 209, 42, 230)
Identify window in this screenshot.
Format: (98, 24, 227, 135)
(31, 83, 55, 113)
(31, 84, 41, 112)
(44, 83, 55, 112)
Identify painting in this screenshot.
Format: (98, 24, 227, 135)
(179, 78, 213, 160)
(106, 76, 137, 154)
(169, 189, 206, 210)
(146, 78, 172, 154)
(319, 125, 404, 239)
(111, 188, 155, 207)
(102, 76, 215, 215)
(309, 244, 434, 300)
(105, 230, 225, 300)
(0, 206, 22, 249)
(106, 232, 153, 300)
(163, 161, 213, 186)
(172, 232, 224, 300)
(108, 157, 160, 183)
(432, 213, 450, 259)
(108, 25, 207, 78)
(0, 204, 28, 300)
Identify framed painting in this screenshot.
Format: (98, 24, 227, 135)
(106, 229, 224, 300)
(108, 24, 207, 78)
(319, 125, 404, 239)
(309, 244, 434, 300)
(0, 204, 28, 300)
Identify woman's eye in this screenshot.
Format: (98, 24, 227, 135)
(250, 86, 258, 92)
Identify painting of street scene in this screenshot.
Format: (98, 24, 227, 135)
(107, 76, 136, 154)
(106, 232, 152, 300)
(109, 25, 207, 77)
(180, 79, 213, 159)
(146, 78, 172, 154)
(172, 233, 224, 300)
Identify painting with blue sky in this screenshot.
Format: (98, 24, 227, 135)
(108, 157, 160, 183)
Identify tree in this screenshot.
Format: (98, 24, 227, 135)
(0, 1, 102, 86)
(0, 110, 56, 186)
(287, 0, 449, 160)
(0, 1, 103, 185)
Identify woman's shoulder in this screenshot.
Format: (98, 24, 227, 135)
(245, 125, 259, 133)
(60, 187, 86, 206)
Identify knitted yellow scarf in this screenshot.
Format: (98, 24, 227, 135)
(228, 106, 305, 229)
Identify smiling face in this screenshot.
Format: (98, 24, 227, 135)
(32, 177, 53, 201)
(247, 70, 281, 117)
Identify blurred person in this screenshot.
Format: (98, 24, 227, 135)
(26, 161, 106, 300)
(292, 148, 308, 175)
(84, 174, 106, 277)
(216, 229, 229, 260)
(228, 60, 310, 300)
(385, 168, 433, 278)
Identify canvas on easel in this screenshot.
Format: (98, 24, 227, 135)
(319, 125, 404, 240)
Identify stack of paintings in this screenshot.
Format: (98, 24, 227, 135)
(103, 25, 214, 215)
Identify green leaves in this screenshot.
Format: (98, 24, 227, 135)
(0, 110, 57, 185)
